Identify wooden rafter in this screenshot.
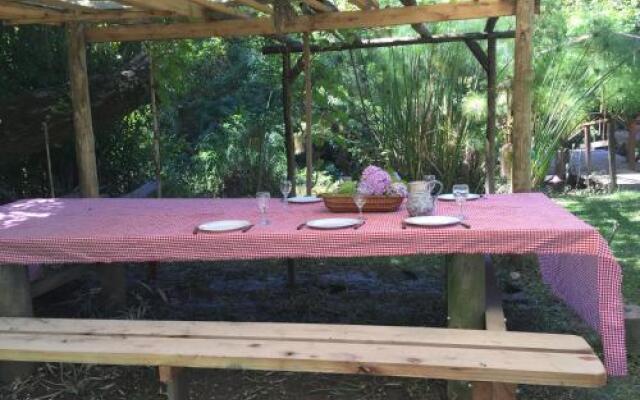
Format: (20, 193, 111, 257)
(85, 1, 518, 43)
(188, 0, 250, 19)
(485, 16, 498, 32)
(0, 1, 63, 18)
(263, 31, 515, 54)
(22, 0, 100, 12)
(348, 0, 377, 10)
(301, 0, 334, 13)
(115, 0, 205, 18)
(234, 0, 271, 14)
(5, 9, 174, 23)
(399, 0, 431, 38)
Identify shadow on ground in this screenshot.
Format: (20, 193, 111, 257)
(1, 256, 637, 399)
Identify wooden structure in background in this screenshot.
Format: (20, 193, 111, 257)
(0, 0, 536, 197)
(0, 1, 538, 397)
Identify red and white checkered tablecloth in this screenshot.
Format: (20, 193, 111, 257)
(0, 193, 626, 375)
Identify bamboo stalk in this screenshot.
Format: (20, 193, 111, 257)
(303, 32, 313, 196)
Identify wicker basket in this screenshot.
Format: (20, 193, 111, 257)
(321, 194, 404, 213)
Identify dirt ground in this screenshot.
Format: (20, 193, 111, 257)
(0, 256, 637, 400)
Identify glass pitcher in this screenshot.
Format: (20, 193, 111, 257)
(407, 182, 436, 217)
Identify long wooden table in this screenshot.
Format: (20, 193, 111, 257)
(0, 194, 627, 380)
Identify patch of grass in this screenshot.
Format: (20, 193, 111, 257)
(554, 190, 640, 304)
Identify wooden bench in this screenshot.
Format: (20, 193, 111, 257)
(0, 317, 606, 400)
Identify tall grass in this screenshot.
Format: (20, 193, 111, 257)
(531, 48, 608, 186)
(348, 44, 486, 190)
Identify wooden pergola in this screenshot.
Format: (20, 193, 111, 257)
(0, 0, 535, 195)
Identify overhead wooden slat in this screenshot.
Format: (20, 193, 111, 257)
(0, 0, 64, 17)
(24, 0, 100, 12)
(234, 0, 271, 14)
(85, 1, 518, 42)
(348, 0, 377, 10)
(115, 0, 205, 18)
(301, 0, 334, 13)
(485, 16, 498, 32)
(399, 0, 431, 38)
(188, 0, 250, 18)
(5, 9, 174, 23)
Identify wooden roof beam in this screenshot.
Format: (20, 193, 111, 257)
(115, 0, 205, 18)
(485, 16, 498, 32)
(0, 1, 64, 18)
(399, 0, 431, 38)
(234, 0, 271, 14)
(301, 0, 335, 13)
(86, 1, 518, 42)
(262, 31, 515, 54)
(348, 0, 377, 10)
(24, 0, 101, 12)
(187, 0, 251, 19)
(4, 9, 174, 24)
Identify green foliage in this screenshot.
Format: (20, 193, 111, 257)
(344, 45, 486, 191)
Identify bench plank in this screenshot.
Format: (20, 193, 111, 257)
(0, 318, 594, 354)
(0, 321, 606, 388)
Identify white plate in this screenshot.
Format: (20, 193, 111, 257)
(438, 193, 481, 201)
(197, 220, 252, 232)
(404, 216, 461, 227)
(288, 196, 323, 204)
(306, 218, 361, 230)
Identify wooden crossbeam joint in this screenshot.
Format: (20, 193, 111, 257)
(464, 39, 489, 73)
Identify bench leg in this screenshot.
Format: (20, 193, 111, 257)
(159, 366, 187, 400)
(447, 254, 485, 400)
(0, 264, 34, 383)
(96, 264, 127, 309)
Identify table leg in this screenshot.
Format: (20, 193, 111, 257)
(446, 254, 485, 400)
(0, 264, 34, 383)
(96, 264, 127, 309)
(287, 259, 296, 289)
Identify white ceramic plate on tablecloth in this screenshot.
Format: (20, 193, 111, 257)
(306, 218, 361, 230)
(197, 220, 252, 232)
(404, 216, 461, 227)
(288, 196, 323, 203)
(438, 193, 481, 201)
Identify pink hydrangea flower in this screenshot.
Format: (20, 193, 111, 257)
(359, 165, 392, 196)
(385, 182, 408, 197)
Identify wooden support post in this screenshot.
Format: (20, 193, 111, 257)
(159, 366, 187, 400)
(481, 256, 517, 400)
(511, 0, 534, 193)
(486, 36, 497, 194)
(0, 265, 34, 382)
(447, 254, 485, 400)
(627, 117, 637, 172)
(31, 265, 87, 298)
(286, 259, 296, 288)
(607, 118, 618, 193)
(67, 22, 99, 198)
(303, 32, 313, 196)
(96, 264, 127, 309)
(584, 125, 592, 174)
(149, 52, 163, 198)
(283, 49, 296, 196)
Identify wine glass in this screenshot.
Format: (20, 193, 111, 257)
(256, 191, 271, 225)
(353, 188, 367, 221)
(452, 184, 469, 220)
(280, 179, 292, 207)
